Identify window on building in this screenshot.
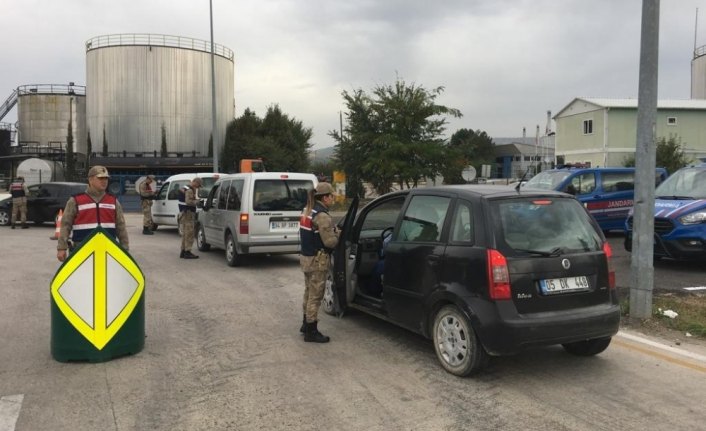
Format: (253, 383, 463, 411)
(667, 117, 677, 126)
(583, 119, 593, 135)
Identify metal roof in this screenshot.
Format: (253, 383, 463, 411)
(555, 97, 706, 118)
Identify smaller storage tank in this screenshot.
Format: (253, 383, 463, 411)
(17, 158, 65, 185)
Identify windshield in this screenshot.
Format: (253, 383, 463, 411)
(492, 197, 603, 255)
(655, 167, 706, 200)
(198, 177, 218, 198)
(524, 171, 572, 190)
(253, 179, 314, 211)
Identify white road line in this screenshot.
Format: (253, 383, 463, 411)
(0, 394, 23, 431)
(617, 331, 706, 363)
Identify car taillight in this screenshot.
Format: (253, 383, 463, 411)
(603, 242, 615, 290)
(487, 249, 511, 300)
(239, 213, 249, 234)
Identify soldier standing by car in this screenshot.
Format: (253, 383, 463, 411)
(56, 166, 129, 262)
(9, 176, 30, 229)
(139, 175, 157, 235)
(178, 177, 202, 259)
(298, 182, 339, 343)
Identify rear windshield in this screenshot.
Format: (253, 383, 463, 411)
(655, 167, 706, 200)
(253, 179, 314, 211)
(524, 171, 572, 190)
(491, 197, 603, 255)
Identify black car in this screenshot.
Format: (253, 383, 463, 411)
(0, 182, 86, 226)
(324, 185, 619, 377)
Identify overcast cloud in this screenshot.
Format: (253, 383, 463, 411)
(3, 0, 706, 149)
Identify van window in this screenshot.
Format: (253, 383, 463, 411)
(226, 180, 244, 211)
(157, 182, 170, 200)
(399, 195, 450, 242)
(214, 182, 227, 210)
(656, 167, 706, 199)
(169, 181, 189, 199)
(253, 179, 312, 211)
(198, 177, 218, 198)
(566, 172, 596, 195)
(601, 172, 634, 192)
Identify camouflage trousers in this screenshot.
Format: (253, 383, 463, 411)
(180, 211, 195, 251)
(141, 199, 153, 227)
(301, 253, 331, 323)
(11, 197, 27, 224)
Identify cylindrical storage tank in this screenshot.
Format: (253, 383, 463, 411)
(85, 34, 235, 156)
(692, 45, 706, 99)
(17, 157, 66, 185)
(17, 84, 87, 154)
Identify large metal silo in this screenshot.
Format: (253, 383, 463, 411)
(692, 45, 706, 99)
(17, 84, 87, 154)
(85, 34, 235, 156)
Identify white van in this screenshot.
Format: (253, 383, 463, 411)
(196, 172, 317, 266)
(151, 172, 222, 231)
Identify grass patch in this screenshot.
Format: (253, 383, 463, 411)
(620, 291, 706, 338)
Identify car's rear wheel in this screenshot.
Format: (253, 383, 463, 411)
(562, 337, 612, 356)
(0, 208, 10, 226)
(432, 305, 488, 377)
(225, 232, 241, 267)
(196, 224, 210, 251)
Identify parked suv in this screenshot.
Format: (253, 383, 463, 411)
(196, 172, 317, 266)
(327, 185, 619, 376)
(625, 163, 706, 260)
(0, 182, 86, 226)
(524, 167, 668, 231)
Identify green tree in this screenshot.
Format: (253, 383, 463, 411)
(221, 106, 312, 173)
(623, 135, 691, 174)
(86, 130, 93, 161)
(160, 123, 168, 157)
(102, 125, 108, 156)
(442, 128, 496, 184)
(331, 78, 461, 195)
(65, 111, 75, 181)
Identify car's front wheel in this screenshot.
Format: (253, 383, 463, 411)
(0, 208, 10, 226)
(225, 232, 241, 267)
(562, 337, 612, 356)
(432, 305, 488, 377)
(196, 224, 210, 251)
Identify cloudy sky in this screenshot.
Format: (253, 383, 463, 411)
(3, 0, 706, 149)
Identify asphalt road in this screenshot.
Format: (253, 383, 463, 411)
(1, 214, 705, 431)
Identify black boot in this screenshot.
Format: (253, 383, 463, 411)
(300, 314, 306, 334)
(142, 226, 153, 235)
(180, 250, 185, 258)
(11, 224, 15, 229)
(304, 321, 330, 343)
(183, 251, 199, 259)
(21, 223, 29, 229)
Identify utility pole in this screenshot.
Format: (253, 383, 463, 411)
(630, 0, 660, 320)
(210, 0, 218, 172)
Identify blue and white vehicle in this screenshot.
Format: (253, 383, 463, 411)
(625, 163, 706, 260)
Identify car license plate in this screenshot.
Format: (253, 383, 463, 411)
(539, 276, 590, 295)
(270, 221, 299, 231)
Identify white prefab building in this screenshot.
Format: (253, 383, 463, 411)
(554, 98, 706, 167)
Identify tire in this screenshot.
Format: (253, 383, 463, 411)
(0, 208, 10, 226)
(196, 224, 211, 251)
(225, 232, 241, 267)
(562, 337, 612, 356)
(432, 305, 488, 377)
(322, 264, 336, 316)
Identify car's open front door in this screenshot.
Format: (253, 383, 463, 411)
(333, 197, 358, 316)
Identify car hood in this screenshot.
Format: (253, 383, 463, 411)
(628, 199, 706, 219)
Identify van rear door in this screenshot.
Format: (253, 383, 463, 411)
(249, 176, 315, 243)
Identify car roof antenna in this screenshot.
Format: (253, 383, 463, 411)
(515, 166, 532, 192)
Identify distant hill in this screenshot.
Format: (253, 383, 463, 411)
(310, 146, 336, 163)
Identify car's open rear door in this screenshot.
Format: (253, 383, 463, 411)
(333, 197, 358, 316)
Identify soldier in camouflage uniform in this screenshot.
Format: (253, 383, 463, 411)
(9, 176, 30, 229)
(178, 177, 202, 259)
(299, 182, 340, 343)
(56, 166, 129, 262)
(139, 175, 157, 235)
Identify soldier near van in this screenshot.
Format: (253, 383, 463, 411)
(56, 166, 129, 262)
(9, 176, 30, 229)
(299, 182, 340, 343)
(139, 175, 157, 235)
(178, 177, 202, 259)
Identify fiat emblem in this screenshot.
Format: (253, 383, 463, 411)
(561, 258, 571, 270)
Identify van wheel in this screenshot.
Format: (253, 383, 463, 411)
(0, 208, 10, 226)
(322, 266, 336, 316)
(562, 337, 612, 356)
(432, 305, 488, 377)
(225, 232, 241, 267)
(196, 224, 210, 251)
